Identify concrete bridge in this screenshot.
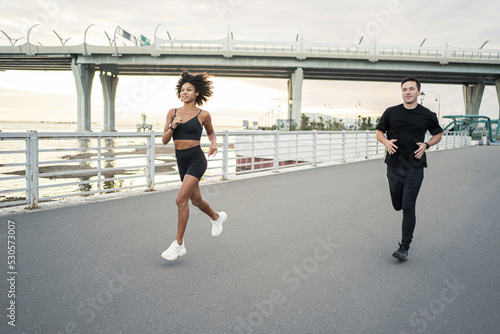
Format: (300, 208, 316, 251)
(1, 26, 500, 131)
(1, 145, 499, 333)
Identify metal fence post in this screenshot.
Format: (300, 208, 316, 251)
(312, 130, 317, 166)
(295, 133, 299, 163)
(274, 131, 280, 172)
(251, 134, 255, 171)
(365, 130, 370, 159)
(329, 133, 333, 161)
(342, 130, 346, 162)
(26, 130, 39, 209)
(146, 131, 156, 191)
(97, 137, 102, 191)
(354, 131, 358, 159)
(222, 131, 229, 180)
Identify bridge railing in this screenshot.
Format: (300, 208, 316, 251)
(0, 130, 469, 209)
(123, 34, 500, 63)
(2, 36, 500, 65)
(2, 24, 500, 64)
(120, 37, 500, 64)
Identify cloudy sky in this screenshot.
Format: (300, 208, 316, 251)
(1, 0, 499, 130)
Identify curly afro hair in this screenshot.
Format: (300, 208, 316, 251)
(176, 70, 214, 106)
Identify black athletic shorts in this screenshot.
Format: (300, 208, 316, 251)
(175, 145, 207, 181)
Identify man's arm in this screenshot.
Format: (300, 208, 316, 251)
(415, 133, 442, 159)
(376, 130, 398, 155)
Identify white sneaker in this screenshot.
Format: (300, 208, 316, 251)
(211, 212, 227, 237)
(161, 240, 186, 260)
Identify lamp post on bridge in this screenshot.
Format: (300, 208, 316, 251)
(355, 100, 361, 131)
(277, 104, 281, 130)
(420, 91, 426, 106)
(435, 95, 441, 124)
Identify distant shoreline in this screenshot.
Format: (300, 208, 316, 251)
(0, 120, 244, 132)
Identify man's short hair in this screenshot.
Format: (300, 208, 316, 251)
(401, 76, 421, 91)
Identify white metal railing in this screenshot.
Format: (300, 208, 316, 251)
(154, 36, 500, 64)
(0, 130, 469, 209)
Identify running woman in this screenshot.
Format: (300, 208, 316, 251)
(161, 70, 227, 261)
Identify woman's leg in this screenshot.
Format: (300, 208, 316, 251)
(175, 175, 200, 244)
(189, 181, 218, 220)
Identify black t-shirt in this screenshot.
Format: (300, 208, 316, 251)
(376, 104, 443, 169)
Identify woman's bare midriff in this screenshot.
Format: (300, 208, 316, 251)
(174, 139, 201, 150)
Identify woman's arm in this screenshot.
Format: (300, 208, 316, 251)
(202, 111, 218, 157)
(162, 109, 176, 145)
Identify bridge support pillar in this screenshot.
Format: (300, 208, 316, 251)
(287, 68, 303, 129)
(462, 83, 485, 115)
(495, 79, 500, 120)
(100, 71, 119, 132)
(71, 61, 95, 132)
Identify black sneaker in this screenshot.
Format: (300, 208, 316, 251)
(392, 243, 408, 261)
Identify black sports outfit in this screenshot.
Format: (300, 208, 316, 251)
(376, 104, 443, 251)
(172, 109, 207, 181)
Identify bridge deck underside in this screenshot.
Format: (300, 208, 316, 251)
(0, 55, 498, 85)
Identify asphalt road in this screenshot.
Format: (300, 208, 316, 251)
(1, 146, 499, 334)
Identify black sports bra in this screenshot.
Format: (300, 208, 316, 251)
(172, 109, 203, 141)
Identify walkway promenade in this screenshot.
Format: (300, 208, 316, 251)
(1, 146, 499, 334)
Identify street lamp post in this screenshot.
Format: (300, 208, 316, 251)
(355, 100, 361, 131)
(420, 92, 426, 105)
(435, 95, 441, 123)
(277, 105, 281, 130)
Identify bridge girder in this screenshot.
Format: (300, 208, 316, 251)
(1, 54, 499, 85)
